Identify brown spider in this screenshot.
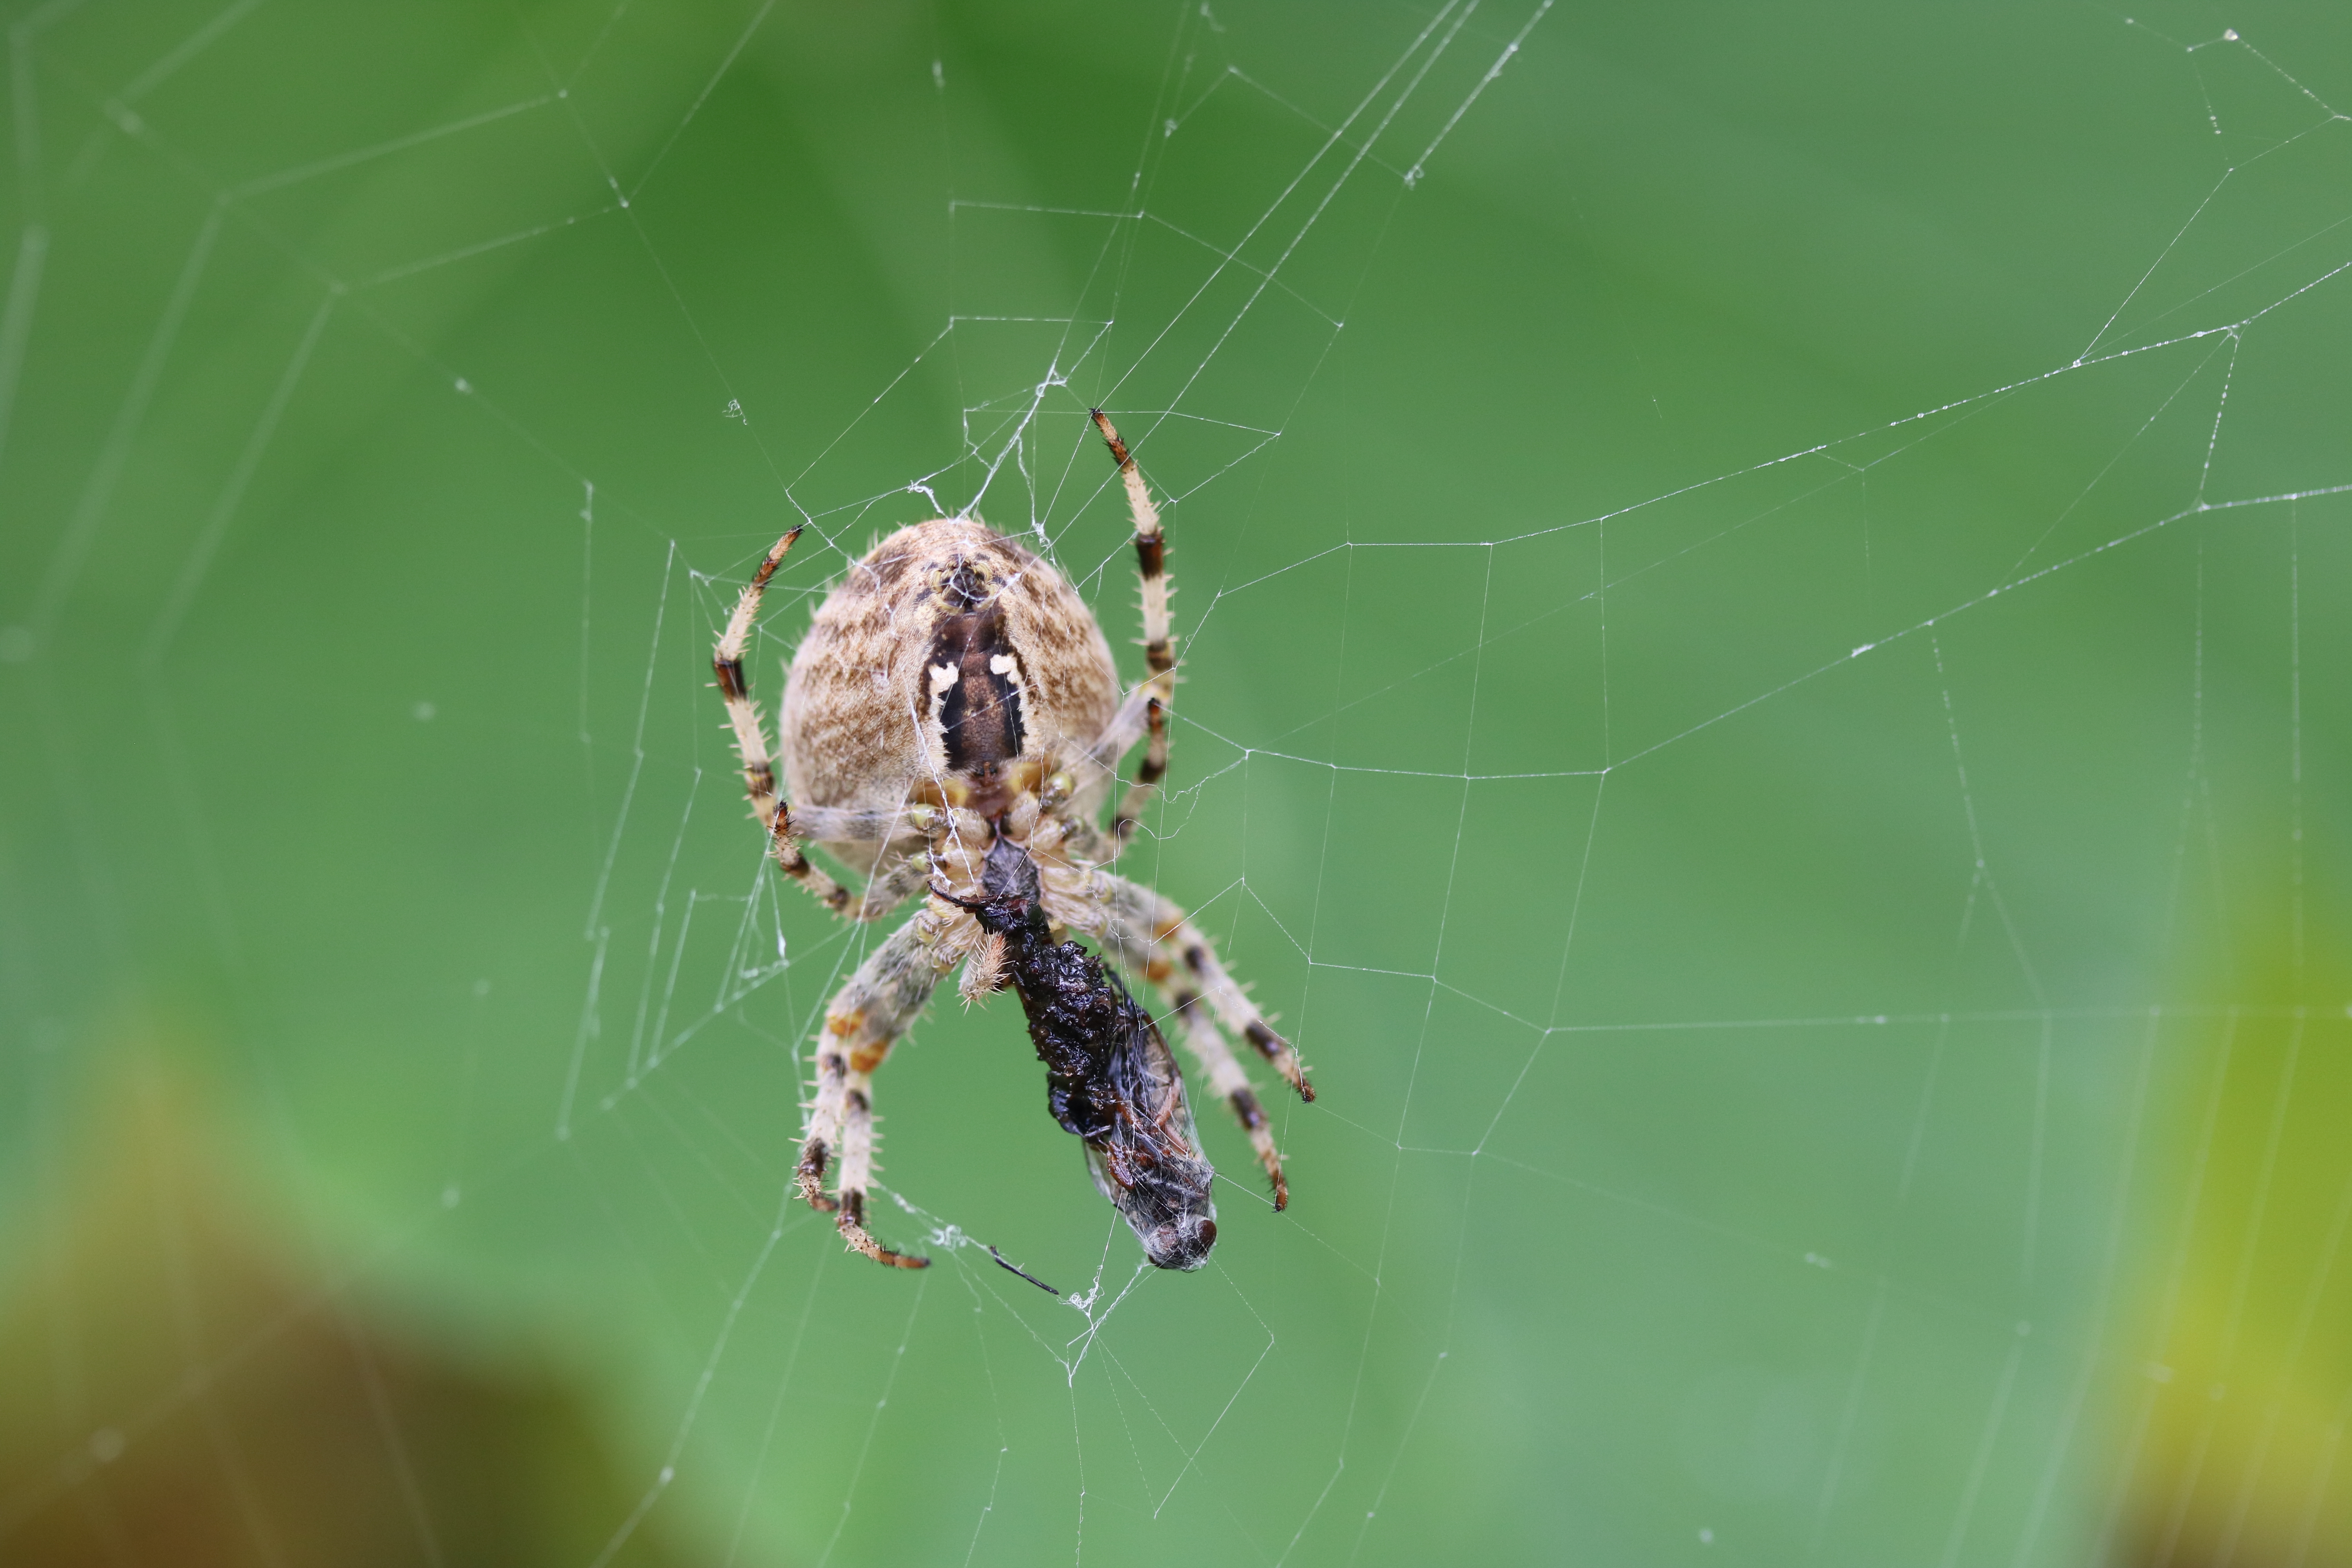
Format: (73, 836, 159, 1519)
(712, 413, 1312, 1270)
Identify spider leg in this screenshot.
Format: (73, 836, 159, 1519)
(1162, 982, 1290, 1210)
(1091, 412, 1174, 853)
(1101, 871, 1312, 1102)
(802, 909, 961, 1267)
(714, 528, 875, 920)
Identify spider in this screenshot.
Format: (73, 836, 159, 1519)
(712, 412, 1313, 1272)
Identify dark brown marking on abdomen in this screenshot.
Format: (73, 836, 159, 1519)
(930, 599, 1025, 775)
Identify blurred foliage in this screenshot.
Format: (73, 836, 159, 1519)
(0, 1049, 701, 1567)
(2114, 909, 2352, 1568)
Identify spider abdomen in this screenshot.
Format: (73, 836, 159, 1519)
(780, 519, 1120, 841)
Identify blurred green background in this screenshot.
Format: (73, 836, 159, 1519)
(2, 1, 2348, 1563)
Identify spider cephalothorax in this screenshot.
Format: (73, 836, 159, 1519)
(713, 412, 1311, 1271)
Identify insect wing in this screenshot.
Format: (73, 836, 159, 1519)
(1083, 996, 1218, 1270)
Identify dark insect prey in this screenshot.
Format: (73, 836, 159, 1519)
(937, 835, 1219, 1271)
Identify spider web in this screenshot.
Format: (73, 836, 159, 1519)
(1, 2, 2348, 1565)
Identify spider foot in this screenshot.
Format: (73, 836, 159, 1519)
(838, 1192, 928, 1269)
(1228, 1087, 1291, 1212)
(1244, 1020, 1314, 1102)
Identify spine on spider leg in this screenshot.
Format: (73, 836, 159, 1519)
(710, 526, 853, 914)
(1091, 410, 1175, 843)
